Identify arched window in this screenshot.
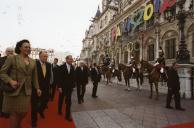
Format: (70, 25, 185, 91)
(146, 37, 155, 61)
(162, 30, 178, 60)
(124, 51, 128, 64)
(165, 38, 176, 59)
(148, 44, 155, 61)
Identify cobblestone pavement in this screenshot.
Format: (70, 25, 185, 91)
(71, 79, 194, 128)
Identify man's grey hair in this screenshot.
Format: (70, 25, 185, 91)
(66, 55, 72, 60)
(5, 47, 14, 52)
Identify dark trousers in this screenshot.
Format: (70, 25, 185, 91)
(31, 92, 49, 126)
(31, 93, 39, 127)
(50, 83, 57, 100)
(92, 82, 98, 97)
(166, 89, 181, 108)
(0, 92, 3, 114)
(39, 94, 49, 112)
(77, 84, 86, 102)
(58, 90, 72, 119)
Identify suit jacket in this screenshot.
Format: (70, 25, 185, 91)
(58, 63, 75, 95)
(51, 64, 59, 83)
(0, 56, 7, 69)
(0, 55, 39, 96)
(35, 60, 51, 95)
(167, 67, 180, 91)
(75, 66, 88, 85)
(91, 67, 101, 83)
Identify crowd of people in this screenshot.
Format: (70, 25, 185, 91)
(0, 39, 185, 128)
(0, 39, 102, 128)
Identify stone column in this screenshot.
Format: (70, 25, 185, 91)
(177, 64, 194, 99)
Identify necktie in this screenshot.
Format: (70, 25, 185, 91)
(41, 63, 46, 77)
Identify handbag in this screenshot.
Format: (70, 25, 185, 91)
(0, 56, 17, 93)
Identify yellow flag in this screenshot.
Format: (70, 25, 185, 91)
(116, 25, 121, 39)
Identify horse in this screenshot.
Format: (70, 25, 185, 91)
(140, 60, 162, 100)
(118, 63, 143, 91)
(101, 65, 113, 85)
(112, 68, 122, 84)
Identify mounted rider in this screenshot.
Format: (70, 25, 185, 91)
(153, 47, 167, 81)
(154, 47, 165, 73)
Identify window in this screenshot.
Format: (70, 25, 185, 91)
(165, 38, 176, 59)
(148, 44, 155, 61)
(124, 51, 128, 64)
(192, 33, 194, 57)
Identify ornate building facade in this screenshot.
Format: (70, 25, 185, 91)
(81, 0, 194, 98)
(81, 0, 194, 66)
(30, 48, 54, 62)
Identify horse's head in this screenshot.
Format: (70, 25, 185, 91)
(140, 60, 155, 73)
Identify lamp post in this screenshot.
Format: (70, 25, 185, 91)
(139, 30, 145, 61)
(155, 13, 160, 60)
(164, 0, 194, 64)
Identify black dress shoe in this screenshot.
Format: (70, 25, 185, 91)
(3, 113, 10, 118)
(166, 106, 174, 109)
(176, 107, 185, 111)
(78, 101, 81, 104)
(58, 111, 62, 115)
(0, 112, 3, 117)
(66, 117, 72, 122)
(31, 123, 37, 128)
(0, 112, 9, 118)
(81, 98, 84, 103)
(92, 95, 98, 98)
(39, 112, 45, 119)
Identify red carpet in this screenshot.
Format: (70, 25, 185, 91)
(0, 93, 75, 128)
(165, 121, 194, 128)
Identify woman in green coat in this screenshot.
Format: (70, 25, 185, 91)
(0, 40, 41, 128)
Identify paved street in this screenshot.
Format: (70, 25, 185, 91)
(71, 78, 194, 128)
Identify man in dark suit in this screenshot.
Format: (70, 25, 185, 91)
(58, 55, 75, 121)
(50, 58, 59, 101)
(31, 51, 53, 128)
(166, 62, 185, 111)
(75, 61, 88, 104)
(0, 47, 13, 118)
(91, 63, 101, 98)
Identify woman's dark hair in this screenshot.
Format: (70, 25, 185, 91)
(15, 39, 30, 54)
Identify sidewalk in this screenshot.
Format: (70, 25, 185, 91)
(71, 80, 194, 128)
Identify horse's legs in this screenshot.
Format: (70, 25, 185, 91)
(140, 73, 143, 85)
(155, 82, 159, 100)
(149, 83, 153, 99)
(128, 78, 131, 91)
(136, 77, 140, 91)
(106, 77, 108, 85)
(125, 78, 128, 88)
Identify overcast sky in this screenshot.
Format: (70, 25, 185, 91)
(0, 0, 101, 57)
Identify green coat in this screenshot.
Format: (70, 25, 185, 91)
(0, 55, 39, 96)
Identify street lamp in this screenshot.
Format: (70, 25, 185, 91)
(164, 0, 194, 64)
(154, 13, 160, 60)
(139, 30, 145, 61)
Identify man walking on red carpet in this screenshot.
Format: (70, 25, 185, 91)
(31, 51, 53, 128)
(58, 55, 75, 122)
